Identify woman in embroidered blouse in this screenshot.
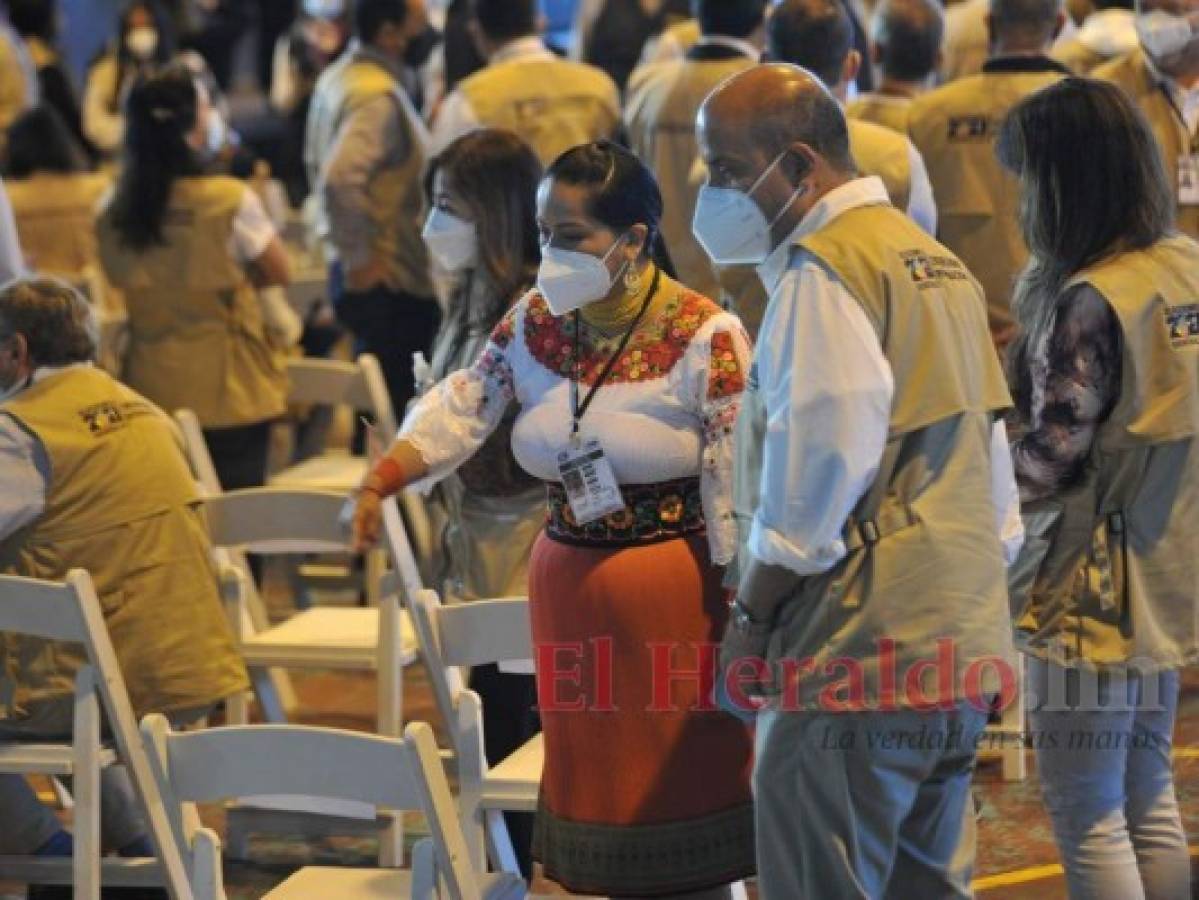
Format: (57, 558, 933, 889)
(353, 141, 754, 898)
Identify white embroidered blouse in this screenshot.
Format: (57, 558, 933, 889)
(401, 287, 752, 564)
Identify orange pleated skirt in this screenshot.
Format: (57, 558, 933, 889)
(528, 530, 756, 896)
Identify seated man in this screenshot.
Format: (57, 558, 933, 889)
(0, 278, 248, 897)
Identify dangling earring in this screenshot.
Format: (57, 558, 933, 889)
(623, 263, 642, 296)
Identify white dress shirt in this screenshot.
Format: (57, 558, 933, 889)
(429, 36, 558, 155)
(748, 176, 1023, 577)
(904, 143, 938, 235)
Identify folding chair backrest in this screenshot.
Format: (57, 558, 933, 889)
(200, 488, 351, 554)
(434, 598, 533, 671)
(0, 571, 193, 898)
(285, 353, 397, 438)
(0, 571, 90, 643)
(173, 409, 222, 495)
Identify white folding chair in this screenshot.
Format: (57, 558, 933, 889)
(141, 717, 528, 900)
(202, 487, 419, 864)
(0, 571, 192, 899)
(174, 408, 296, 722)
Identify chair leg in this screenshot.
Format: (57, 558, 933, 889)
(379, 809, 404, 868)
(484, 809, 519, 875)
(251, 667, 287, 724)
(74, 698, 102, 900)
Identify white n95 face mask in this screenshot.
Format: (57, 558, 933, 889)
(422, 208, 478, 273)
(537, 236, 627, 316)
(692, 151, 807, 266)
(1137, 10, 1196, 59)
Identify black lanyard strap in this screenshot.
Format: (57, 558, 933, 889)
(570, 265, 662, 438)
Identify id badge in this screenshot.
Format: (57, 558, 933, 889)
(556, 438, 626, 525)
(1179, 154, 1199, 206)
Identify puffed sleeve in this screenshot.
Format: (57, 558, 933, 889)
(688, 315, 753, 566)
(400, 304, 520, 484)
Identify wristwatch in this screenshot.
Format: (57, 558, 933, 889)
(729, 599, 773, 637)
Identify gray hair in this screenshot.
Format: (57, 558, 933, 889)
(0, 277, 98, 366)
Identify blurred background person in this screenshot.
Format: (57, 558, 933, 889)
(1051, 0, 1137, 71)
(431, 0, 620, 167)
(625, 0, 766, 306)
(768, 0, 938, 235)
(1096, 0, 1199, 242)
(418, 127, 545, 877)
(1001, 77, 1197, 900)
(3, 106, 110, 292)
(305, 0, 440, 420)
(572, 0, 692, 91)
(5, 0, 96, 164)
(96, 62, 293, 491)
(0, 0, 35, 133)
(83, 0, 176, 158)
(353, 141, 756, 899)
(909, 0, 1068, 352)
(847, 0, 944, 133)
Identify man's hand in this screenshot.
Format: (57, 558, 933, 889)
(717, 601, 773, 717)
(345, 257, 395, 293)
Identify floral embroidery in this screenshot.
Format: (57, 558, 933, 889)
(471, 345, 515, 410)
(707, 330, 747, 401)
(523, 290, 723, 385)
(545, 477, 705, 546)
(489, 307, 517, 350)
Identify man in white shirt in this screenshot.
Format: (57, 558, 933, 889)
(694, 64, 1022, 899)
(429, 0, 620, 165)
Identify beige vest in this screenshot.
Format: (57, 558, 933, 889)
(846, 93, 913, 134)
(1097, 49, 1199, 242)
(847, 118, 912, 214)
(305, 51, 432, 295)
(1050, 37, 1109, 75)
(625, 55, 755, 301)
(1010, 237, 1199, 670)
(96, 176, 288, 429)
(0, 368, 248, 728)
(908, 68, 1066, 346)
(458, 57, 620, 167)
(8, 172, 111, 285)
(735, 200, 1015, 709)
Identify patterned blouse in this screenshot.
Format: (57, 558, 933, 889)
(401, 285, 753, 564)
(1011, 285, 1123, 503)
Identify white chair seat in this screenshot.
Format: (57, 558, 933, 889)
(0, 743, 117, 776)
(270, 454, 366, 494)
(264, 866, 530, 899)
(241, 608, 418, 669)
(482, 733, 543, 812)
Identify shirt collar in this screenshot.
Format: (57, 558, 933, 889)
(2, 362, 91, 402)
(491, 36, 555, 65)
(351, 40, 403, 80)
(694, 35, 761, 60)
(757, 176, 890, 292)
(982, 54, 1073, 75)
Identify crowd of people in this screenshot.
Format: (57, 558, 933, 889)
(0, 0, 1196, 898)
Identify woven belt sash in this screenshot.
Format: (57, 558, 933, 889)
(544, 476, 705, 548)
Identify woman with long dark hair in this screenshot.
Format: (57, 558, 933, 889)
(82, 0, 175, 156)
(1001, 77, 1197, 899)
(96, 61, 291, 492)
(417, 128, 546, 874)
(353, 140, 755, 898)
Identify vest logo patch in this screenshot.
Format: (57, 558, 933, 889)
(78, 402, 126, 436)
(1166, 303, 1199, 349)
(900, 250, 970, 287)
(946, 115, 992, 142)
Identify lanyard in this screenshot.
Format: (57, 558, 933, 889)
(1158, 82, 1199, 153)
(569, 266, 662, 441)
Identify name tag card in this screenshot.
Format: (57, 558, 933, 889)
(556, 438, 625, 525)
(1179, 154, 1199, 206)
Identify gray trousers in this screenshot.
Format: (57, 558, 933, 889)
(753, 704, 987, 900)
(0, 704, 212, 854)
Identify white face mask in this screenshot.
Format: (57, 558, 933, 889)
(692, 151, 807, 266)
(126, 26, 159, 61)
(536, 236, 628, 317)
(1136, 10, 1197, 59)
(206, 109, 227, 155)
(422, 208, 478, 273)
